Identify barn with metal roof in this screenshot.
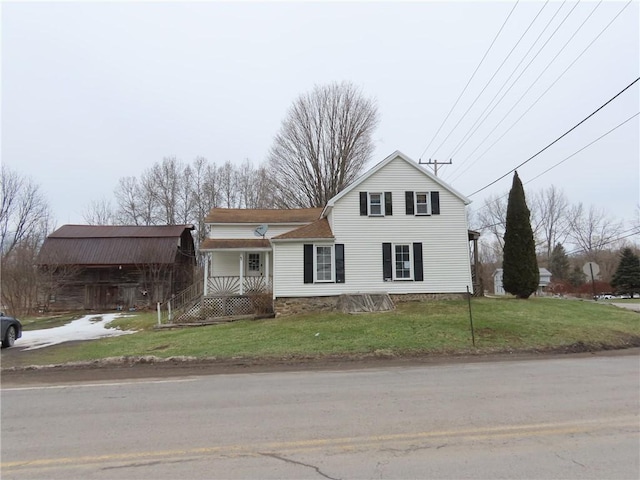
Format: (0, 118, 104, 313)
(37, 225, 196, 310)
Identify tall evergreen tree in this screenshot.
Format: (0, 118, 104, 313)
(502, 171, 539, 299)
(549, 243, 570, 280)
(610, 248, 640, 296)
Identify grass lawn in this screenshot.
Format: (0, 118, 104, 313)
(3, 297, 639, 368)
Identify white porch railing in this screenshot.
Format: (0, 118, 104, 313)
(206, 276, 273, 296)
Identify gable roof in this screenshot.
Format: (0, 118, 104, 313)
(322, 150, 471, 217)
(205, 208, 322, 224)
(47, 224, 194, 238)
(37, 224, 194, 266)
(271, 218, 334, 241)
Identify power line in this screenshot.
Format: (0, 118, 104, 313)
(525, 112, 639, 184)
(565, 229, 640, 256)
(446, 0, 590, 172)
(418, 1, 520, 161)
(426, 0, 548, 160)
(449, 0, 633, 184)
(467, 76, 639, 198)
(469, 111, 639, 214)
(445, 0, 576, 168)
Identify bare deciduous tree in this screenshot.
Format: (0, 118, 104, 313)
(268, 81, 379, 208)
(82, 198, 116, 225)
(114, 176, 143, 225)
(218, 160, 239, 208)
(531, 185, 570, 260)
(568, 203, 624, 260)
(474, 193, 508, 250)
(0, 166, 51, 255)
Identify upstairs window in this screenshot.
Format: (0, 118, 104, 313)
(415, 193, 430, 215)
(360, 192, 393, 216)
(369, 193, 383, 216)
(405, 191, 440, 215)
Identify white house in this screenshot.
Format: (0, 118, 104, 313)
(493, 268, 552, 296)
(199, 151, 475, 316)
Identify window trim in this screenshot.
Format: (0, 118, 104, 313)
(414, 192, 431, 216)
(313, 244, 335, 283)
(368, 192, 384, 216)
(393, 243, 413, 281)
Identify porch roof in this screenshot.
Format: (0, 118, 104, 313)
(271, 218, 334, 241)
(200, 238, 271, 251)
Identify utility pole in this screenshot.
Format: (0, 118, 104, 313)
(419, 158, 452, 177)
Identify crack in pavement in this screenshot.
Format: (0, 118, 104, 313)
(554, 452, 586, 468)
(101, 457, 198, 470)
(260, 452, 341, 480)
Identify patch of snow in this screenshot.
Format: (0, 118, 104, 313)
(18, 313, 136, 350)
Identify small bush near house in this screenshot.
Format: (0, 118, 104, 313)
(248, 292, 274, 315)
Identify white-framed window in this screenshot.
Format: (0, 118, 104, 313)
(369, 192, 383, 216)
(415, 192, 430, 215)
(394, 244, 412, 280)
(315, 245, 334, 282)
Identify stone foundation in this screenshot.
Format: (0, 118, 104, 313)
(274, 292, 468, 317)
(389, 292, 468, 303)
(274, 296, 340, 317)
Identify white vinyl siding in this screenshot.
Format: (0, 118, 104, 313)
(273, 157, 472, 297)
(207, 224, 309, 239)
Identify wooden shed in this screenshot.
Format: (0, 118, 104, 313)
(37, 225, 196, 311)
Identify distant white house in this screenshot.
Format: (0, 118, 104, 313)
(493, 268, 552, 296)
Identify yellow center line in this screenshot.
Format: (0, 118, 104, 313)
(3, 416, 638, 471)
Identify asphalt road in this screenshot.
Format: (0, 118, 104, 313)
(2, 354, 639, 480)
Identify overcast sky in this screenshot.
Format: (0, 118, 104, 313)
(2, 1, 639, 229)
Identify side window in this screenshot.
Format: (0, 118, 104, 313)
(406, 191, 441, 215)
(394, 244, 412, 280)
(415, 192, 430, 215)
(369, 193, 383, 216)
(315, 246, 333, 282)
(361, 192, 392, 216)
(305, 244, 344, 284)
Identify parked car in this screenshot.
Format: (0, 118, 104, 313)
(1, 312, 22, 348)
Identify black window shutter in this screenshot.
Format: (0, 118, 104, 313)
(335, 244, 345, 284)
(359, 192, 368, 216)
(405, 191, 414, 215)
(382, 243, 392, 281)
(303, 244, 313, 284)
(431, 191, 440, 215)
(413, 242, 423, 281)
(384, 192, 393, 216)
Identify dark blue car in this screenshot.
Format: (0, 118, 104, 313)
(1, 312, 22, 348)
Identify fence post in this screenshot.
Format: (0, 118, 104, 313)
(157, 302, 161, 326)
(168, 300, 172, 323)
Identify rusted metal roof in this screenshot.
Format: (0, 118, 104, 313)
(272, 218, 334, 240)
(200, 239, 271, 250)
(205, 208, 322, 224)
(49, 224, 194, 238)
(37, 225, 194, 266)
